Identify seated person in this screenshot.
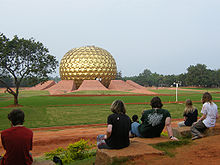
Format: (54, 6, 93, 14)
(132, 114, 139, 123)
(97, 100, 132, 149)
(178, 99, 198, 127)
(1, 109, 33, 165)
(131, 97, 178, 140)
(191, 92, 219, 140)
(130, 115, 139, 137)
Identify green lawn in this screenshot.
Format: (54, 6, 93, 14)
(181, 87, 220, 92)
(0, 88, 220, 131)
(1, 88, 219, 165)
(66, 90, 137, 95)
(1, 100, 217, 131)
(2, 92, 220, 107)
(0, 89, 50, 98)
(149, 89, 202, 94)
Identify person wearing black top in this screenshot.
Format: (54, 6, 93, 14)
(97, 100, 131, 149)
(178, 99, 198, 127)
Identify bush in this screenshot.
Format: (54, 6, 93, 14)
(45, 139, 96, 164)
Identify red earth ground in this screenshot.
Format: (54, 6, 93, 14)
(1, 120, 220, 165)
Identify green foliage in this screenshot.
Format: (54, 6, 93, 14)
(186, 64, 212, 87)
(0, 32, 58, 105)
(123, 64, 220, 87)
(44, 139, 96, 164)
(63, 156, 96, 165)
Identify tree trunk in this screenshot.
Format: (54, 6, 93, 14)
(14, 94, 18, 105)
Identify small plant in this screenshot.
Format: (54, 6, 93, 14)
(45, 139, 96, 164)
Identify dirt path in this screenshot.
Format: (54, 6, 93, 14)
(0, 124, 106, 157)
(0, 121, 220, 165)
(132, 134, 220, 165)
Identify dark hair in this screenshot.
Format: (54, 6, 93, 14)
(132, 115, 138, 122)
(111, 100, 126, 114)
(202, 92, 212, 104)
(150, 97, 163, 109)
(8, 109, 25, 126)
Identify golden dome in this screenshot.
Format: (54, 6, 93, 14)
(59, 46, 117, 89)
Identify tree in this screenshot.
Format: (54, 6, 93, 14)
(115, 70, 123, 80)
(137, 69, 153, 86)
(162, 74, 177, 87)
(0, 33, 58, 105)
(176, 73, 187, 86)
(216, 69, 220, 87)
(185, 64, 210, 87)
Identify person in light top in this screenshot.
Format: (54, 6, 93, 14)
(191, 92, 219, 140)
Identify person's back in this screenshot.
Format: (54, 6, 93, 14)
(1, 126, 33, 165)
(202, 102, 218, 128)
(105, 113, 131, 149)
(178, 99, 198, 127)
(1, 109, 33, 165)
(97, 100, 131, 149)
(131, 96, 178, 140)
(138, 108, 170, 137)
(184, 109, 198, 126)
(191, 92, 219, 140)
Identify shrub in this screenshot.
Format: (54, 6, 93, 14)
(45, 139, 96, 164)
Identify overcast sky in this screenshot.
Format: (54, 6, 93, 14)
(1, 0, 220, 77)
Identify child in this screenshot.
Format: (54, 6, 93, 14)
(130, 114, 139, 137)
(191, 92, 219, 140)
(132, 114, 139, 123)
(178, 99, 198, 127)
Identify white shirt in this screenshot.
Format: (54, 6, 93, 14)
(201, 102, 218, 128)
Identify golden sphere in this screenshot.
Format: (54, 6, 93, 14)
(59, 46, 117, 89)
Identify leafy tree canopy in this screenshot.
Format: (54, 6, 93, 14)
(123, 63, 220, 88)
(0, 33, 58, 105)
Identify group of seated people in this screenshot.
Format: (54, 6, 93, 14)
(0, 92, 218, 164)
(97, 92, 219, 149)
(97, 96, 179, 149)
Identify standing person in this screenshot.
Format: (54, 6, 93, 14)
(1, 109, 33, 165)
(191, 92, 219, 140)
(97, 100, 132, 149)
(178, 99, 198, 127)
(131, 96, 178, 140)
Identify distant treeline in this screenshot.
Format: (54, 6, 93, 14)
(116, 64, 220, 88)
(1, 63, 219, 88)
(0, 76, 61, 88)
